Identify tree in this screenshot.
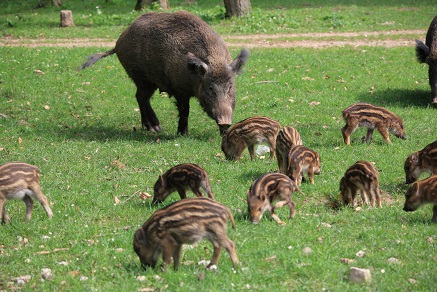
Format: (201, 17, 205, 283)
(135, 0, 169, 11)
(224, 0, 251, 18)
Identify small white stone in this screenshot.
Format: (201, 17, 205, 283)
(136, 275, 146, 282)
(41, 268, 53, 280)
(302, 247, 313, 255)
(356, 250, 366, 257)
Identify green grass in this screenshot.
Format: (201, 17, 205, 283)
(0, 0, 436, 38)
(1, 1, 437, 291)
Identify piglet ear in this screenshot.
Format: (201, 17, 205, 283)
(229, 48, 250, 75)
(134, 228, 146, 245)
(187, 52, 208, 77)
(410, 152, 419, 163)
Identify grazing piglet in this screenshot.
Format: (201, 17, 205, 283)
(341, 103, 406, 145)
(404, 140, 437, 184)
(246, 173, 304, 225)
(221, 116, 281, 161)
(0, 162, 53, 222)
(79, 11, 249, 135)
(276, 126, 303, 173)
(403, 175, 437, 222)
(415, 15, 437, 105)
(153, 164, 214, 204)
(339, 160, 382, 207)
(133, 197, 239, 270)
(285, 145, 321, 186)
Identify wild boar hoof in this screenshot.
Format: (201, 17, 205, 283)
(146, 124, 162, 133)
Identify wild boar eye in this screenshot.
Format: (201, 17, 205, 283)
(258, 207, 263, 212)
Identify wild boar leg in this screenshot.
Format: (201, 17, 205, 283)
(32, 187, 54, 218)
(161, 238, 177, 268)
(235, 143, 247, 161)
(376, 125, 391, 143)
(247, 144, 256, 160)
(176, 187, 187, 199)
(208, 243, 222, 268)
(192, 188, 204, 198)
(308, 167, 315, 184)
(207, 237, 239, 268)
(432, 205, 437, 222)
(371, 184, 382, 208)
(133, 79, 161, 132)
(270, 199, 290, 224)
(0, 199, 10, 222)
(364, 128, 374, 143)
(201, 182, 215, 200)
(23, 195, 34, 221)
(288, 200, 296, 219)
(176, 97, 190, 135)
(172, 244, 183, 270)
(269, 141, 276, 159)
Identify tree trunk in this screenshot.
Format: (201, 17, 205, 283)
(52, 0, 62, 6)
(224, 0, 252, 18)
(60, 10, 75, 27)
(135, 0, 169, 11)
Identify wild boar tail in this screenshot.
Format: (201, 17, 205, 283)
(415, 40, 429, 63)
(77, 49, 116, 71)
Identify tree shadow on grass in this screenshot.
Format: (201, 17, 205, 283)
(356, 88, 432, 107)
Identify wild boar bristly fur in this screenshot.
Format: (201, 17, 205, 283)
(403, 175, 437, 222)
(276, 126, 303, 173)
(221, 116, 281, 161)
(415, 15, 437, 105)
(285, 145, 321, 186)
(339, 160, 381, 207)
(133, 197, 238, 270)
(246, 173, 303, 225)
(152, 163, 215, 204)
(404, 140, 437, 184)
(341, 103, 406, 145)
(0, 162, 53, 222)
(79, 11, 249, 135)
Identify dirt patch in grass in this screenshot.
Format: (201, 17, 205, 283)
(0, 29, 425, 48)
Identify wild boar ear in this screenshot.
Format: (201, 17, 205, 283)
(259, 191, 267, 201)
(410, 152, 419, 163)
(229, 48, 250, 75)
(187, 52, 208, 77)
(134, 228, 146, 245)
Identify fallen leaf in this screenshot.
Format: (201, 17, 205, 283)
(302, 76, 315, 81)
(44, 105, 50, 110)
(309, 101, 321, 106)
(18, 137, 23, 144)
(265, 255, 277, 262)
(340, 258, 356, 264)
(34, 69, 45, 75)
(110, 160, 126, 170)
(114, 196, 120, 205)
(139, 192, 152, 200)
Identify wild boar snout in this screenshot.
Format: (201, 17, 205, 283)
(403, 204, 414, 212)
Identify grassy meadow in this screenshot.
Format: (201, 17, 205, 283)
(1, 0, 437, 291)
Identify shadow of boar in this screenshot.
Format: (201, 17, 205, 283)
(78, 10, 249, 135)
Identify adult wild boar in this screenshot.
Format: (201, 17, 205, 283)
(79, 11, 249, 135)
(415, 15, 437, 105)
